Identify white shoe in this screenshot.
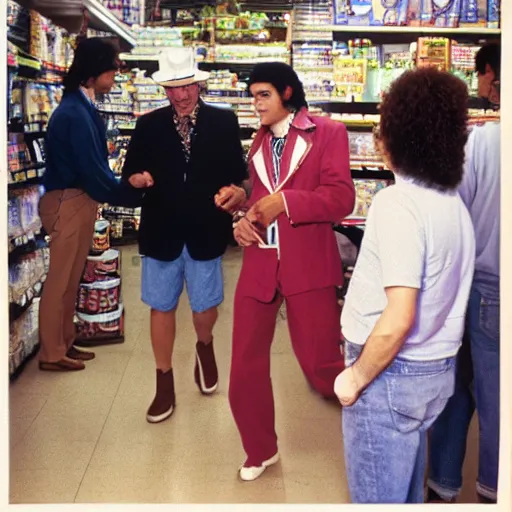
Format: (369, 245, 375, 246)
(239, 453, 280, 481)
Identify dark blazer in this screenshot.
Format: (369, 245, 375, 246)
(122, 101, 247, 262)
(43, 90, 140, 206)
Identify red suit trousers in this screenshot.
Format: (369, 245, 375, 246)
(228, 285, 344, 465)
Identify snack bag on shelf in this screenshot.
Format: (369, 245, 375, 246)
(82, 249, 121, 283)
(76, 277, 122, 316)
(351, 179, 391, 218)
(8, 194, 23, 240)
(75, 304, 125, 346)
(20, 186, 42, 235)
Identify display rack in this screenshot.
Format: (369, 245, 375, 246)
(74, 218, 126, 347)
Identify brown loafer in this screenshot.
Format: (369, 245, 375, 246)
(39, 356, 86, 372)
(67, 346, 96, 361)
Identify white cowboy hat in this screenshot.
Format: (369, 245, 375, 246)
(152, 47, 210, 88)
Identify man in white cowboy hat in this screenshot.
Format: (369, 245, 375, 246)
(122, 47, 248, 423)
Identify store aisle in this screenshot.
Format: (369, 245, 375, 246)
(9, 245, 480, 504)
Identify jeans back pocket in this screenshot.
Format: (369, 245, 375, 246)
(385, 368, 455, 434)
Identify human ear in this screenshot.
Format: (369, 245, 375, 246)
(282, 86, 293, 101)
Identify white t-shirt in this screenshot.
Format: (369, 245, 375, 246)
(341, 174, 476, 361)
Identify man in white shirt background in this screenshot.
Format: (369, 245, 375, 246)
(334, 67, 476, 503)
(427, 41, 501, 505)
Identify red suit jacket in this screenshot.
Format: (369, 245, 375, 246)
(237, 108, 355, 303)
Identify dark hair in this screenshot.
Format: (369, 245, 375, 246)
(63, 38, 119, 93)
(378, 67, 469, 191)
(475, 41, 500, 79)
(248, 62, 308, 111)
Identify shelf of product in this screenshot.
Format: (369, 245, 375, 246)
(10, 298, 41, 377)
(74, 220, 125, 347)
(127, 25, 186, 57)
(101, 0, 141, 26)
(29, 9, 74, 68)
(103, 133, 141, 245)
(8, 130, 48, 183)
(205, 69, 249, 98)
(9, 246, 48, 310)
(296, 0, 500, 30)
(290, 1, 501, 103)
(295, 24, 500, 34)
(348, 178, 393, 220)
(209, 43, 290, 63)
(8, 185, 45, 251)
(96, 72, 136, 114)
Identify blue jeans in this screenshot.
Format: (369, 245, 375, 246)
(428, 285, 500, 501)
(342, 341, 456, 503)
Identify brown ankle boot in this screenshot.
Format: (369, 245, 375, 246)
(146, 369, 175, 423)
(194, 340, 218, 395)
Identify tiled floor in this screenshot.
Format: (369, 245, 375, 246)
(9, 245, 480, 504)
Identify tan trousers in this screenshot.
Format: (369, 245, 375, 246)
(38, 190, 98, 362)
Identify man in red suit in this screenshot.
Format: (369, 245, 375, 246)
(223, 63, 355, 481)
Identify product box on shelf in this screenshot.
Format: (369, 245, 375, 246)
(420, 0, 462, 27)
(459, 0, 488, 26)
(8, 247, 48, 307)
(348, 131, 383, 166)
(369, 0, 410, 26)
(8, 186, 43, 247)
(417, 37, 451, 71)
(350, 179, 392, 219)
(487, 0, 500, 28)
(333, 0, 349, 24)
(9, 298, 40, 375)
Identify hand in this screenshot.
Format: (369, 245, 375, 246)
(234, 216, 265, 247)
(129, 171, 154, 189)
(334, 366, 365, 407)
(246, 193, 285, 230)
(215, 185, 247, 213)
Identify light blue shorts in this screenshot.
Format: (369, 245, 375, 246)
(141, 247, 224, 313)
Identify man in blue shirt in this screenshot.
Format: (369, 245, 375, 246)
(427, 42, 501, 504)
(38, 38, 140, 372)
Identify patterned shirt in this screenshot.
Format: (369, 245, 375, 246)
(271, 136, 286, 186)
(172, 102, 200, 163)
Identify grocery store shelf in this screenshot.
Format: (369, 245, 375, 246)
(9, 274, 47, 324)
(294, 24, 501, 36)
(15, 0, 137, 48)
(9, 342, 40, 381)
(9, 231, 47, 261)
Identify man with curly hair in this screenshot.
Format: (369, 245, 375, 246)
(335, 67, 476, 503)
(427, 41, 501, 505)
